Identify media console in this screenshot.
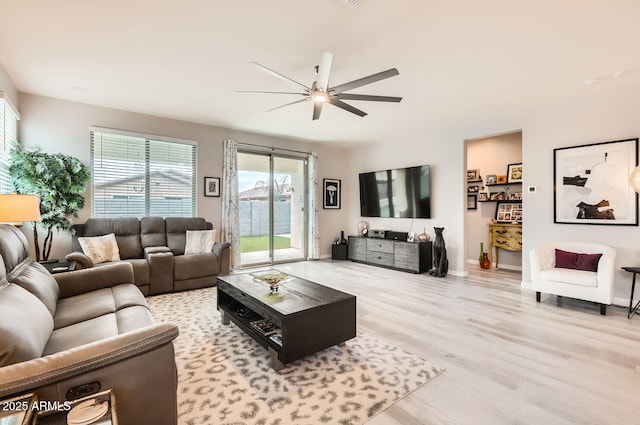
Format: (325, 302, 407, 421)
(348, 236, 432, 274)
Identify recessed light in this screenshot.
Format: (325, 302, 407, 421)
(613, 70, 629, 79)
(583, 79, 599, 86)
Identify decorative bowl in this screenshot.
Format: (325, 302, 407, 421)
(250, 270, 292, 292)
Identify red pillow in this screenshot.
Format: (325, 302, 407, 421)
(555, 249, 602, 272)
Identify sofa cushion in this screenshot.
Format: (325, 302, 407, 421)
(53, 284, 148, 329)
(174, 253, 219, 280)
(8, 260, 59, 316)
(555, 249, 602, 272)
(184, 229, 217, 254)
(79, 233, 121, 264)
(540, 268, 598, 287)
(43, 305, 154, 355)
(0, 225, 30, 274)
(141, 216, 167, 248)
(165, 217, 207, 255)
(83, 218, 142, 259)
(0, 281, 54, 367)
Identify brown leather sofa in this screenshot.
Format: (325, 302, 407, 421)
(66, 217, 230, 295)
(0, 224, 179, 425)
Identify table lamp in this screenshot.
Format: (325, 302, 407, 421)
(0, 193, 41, 226)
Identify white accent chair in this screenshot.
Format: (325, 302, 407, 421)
(529, 241, 616, 315)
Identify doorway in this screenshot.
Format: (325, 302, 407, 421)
(237, 150, 308, 267)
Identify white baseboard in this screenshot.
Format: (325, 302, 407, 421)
(466, 259, 522, 272)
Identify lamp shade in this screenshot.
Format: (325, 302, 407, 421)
(0, 194, 41, 222)
(630, 166, 640, 194)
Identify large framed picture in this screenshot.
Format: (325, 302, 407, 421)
(467, 194, 477, 210)
(495, 200, 522, 223)
(554, 138, 638, 225)
(323, 178, 341, 209)
(204, 176, 220, 197)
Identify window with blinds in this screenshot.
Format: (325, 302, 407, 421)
(0, 93, 20, 194)
(91, 130, 197, 218)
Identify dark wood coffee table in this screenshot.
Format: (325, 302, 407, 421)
(217, 272, 356, 371)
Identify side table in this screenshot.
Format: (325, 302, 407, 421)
(621, 267, 640, 319)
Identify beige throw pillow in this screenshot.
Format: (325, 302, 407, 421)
(78, 233, 121, 264)
(184, 229, 217, 254)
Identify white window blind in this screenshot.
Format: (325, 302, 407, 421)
(91, 130, 197, 218)
(0, 93, 20, 194)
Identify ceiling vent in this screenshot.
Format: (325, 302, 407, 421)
(336, 0, 368, 9)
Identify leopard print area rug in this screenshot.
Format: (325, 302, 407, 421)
(148, 287, 444, 425)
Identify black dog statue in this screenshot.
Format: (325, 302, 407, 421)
(429, 226, 448, 277)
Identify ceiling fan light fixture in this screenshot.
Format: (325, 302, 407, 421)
(313, 93, 328, 102)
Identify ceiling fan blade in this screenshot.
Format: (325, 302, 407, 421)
(250, 62, 311, 92)
(315, 51, 333, 92)
(328, 98, 368, 117)
(237, 90, 309, 95)
(312, 101, 324, 120)
(336, 93, 403, 102)
(266, 97, 310, 112)
(330, 68, 400, 94)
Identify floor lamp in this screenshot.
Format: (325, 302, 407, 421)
(0, 193, 41, 257)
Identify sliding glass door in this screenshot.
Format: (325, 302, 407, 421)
(237, 150, 307, 267)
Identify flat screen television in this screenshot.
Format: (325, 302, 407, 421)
(359, 165, 431, 218)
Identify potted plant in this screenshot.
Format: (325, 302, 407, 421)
(9, 147, 90, 262)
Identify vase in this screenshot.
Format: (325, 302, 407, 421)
(478, 242, 484, 265)
(480, 252, 491, 269)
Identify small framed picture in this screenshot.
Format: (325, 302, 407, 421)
(490, 191, 506, 200)
(485, 174, 497, 185)
(507, 163, 523, 183)
(479, 192, 489, 201)
(497, 175, 507, 184)
(204, 177, 220, 197)
(467, 194, 477, 210)
(508, 192, 522, 200)
(323, 178, 341, 209)
(467, 169, 481, 182)
(468, 185, 479, 193)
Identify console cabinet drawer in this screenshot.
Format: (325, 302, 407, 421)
(366, 239, 394, 254)
(393, 242, 420, 271)
(367, 251, 394, 267)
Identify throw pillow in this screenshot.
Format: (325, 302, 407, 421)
(555, 249, 602, 272)
(78, 233, 121, 264)
(184, 229, 217, 254)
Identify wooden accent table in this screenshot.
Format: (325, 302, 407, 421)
(488, 223, 522, 268)
(217, 273, 356, 371)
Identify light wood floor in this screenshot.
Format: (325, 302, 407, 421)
(269, 260, 639, 425)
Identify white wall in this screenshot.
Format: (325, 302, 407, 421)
(17, 93, 352, 262)
(0, 62, 19, 108)
(346, 80, 640, 305)
(466, 132, 522, 269)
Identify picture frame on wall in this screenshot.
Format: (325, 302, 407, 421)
(467, 194, 477, 210)
(323, 178, 341, 209)
(553, 138, 638, 225)
(467, 169, 481, 182)
(204, 176, 220, 197)
(507, 163, 523, 183)
(495, 200, 523, 223)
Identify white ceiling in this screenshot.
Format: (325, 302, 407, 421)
(1, 0, 639, 146)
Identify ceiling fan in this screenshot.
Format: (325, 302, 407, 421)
(239, 51, 402, 120)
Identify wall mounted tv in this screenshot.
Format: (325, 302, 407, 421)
(359, 164, 431, 218)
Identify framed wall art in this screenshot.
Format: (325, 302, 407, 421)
(507, 163, 523, 183)
(467, 194, 477, 210)
(467, 169, 481, 182)
(323, 178, 341, 209)
(495, 200, 522, 223)
(553, 138, 638, 225)
(204, 177, 220, 197)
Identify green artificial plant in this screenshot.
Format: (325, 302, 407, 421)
(9, 147, 90, 262)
